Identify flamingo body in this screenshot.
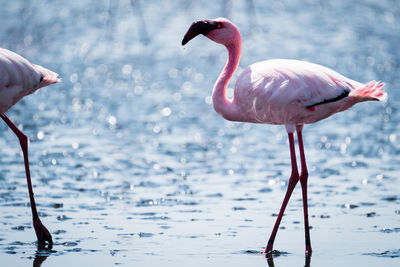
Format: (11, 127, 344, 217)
(0, 48, 59, 247)
(232, 59, 385, 129)
(182, 18, 387, 255)
(0, 48, 59, 112)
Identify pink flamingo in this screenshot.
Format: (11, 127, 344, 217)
(0, 48, 60, 247)
(181, 18, 387, 255)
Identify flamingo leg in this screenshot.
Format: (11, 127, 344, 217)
(264, 132, 299, 254)
(297, 128, 312, 255)
(0, 113, 53, 247)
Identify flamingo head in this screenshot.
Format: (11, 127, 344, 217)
(182, 18, 239, 46)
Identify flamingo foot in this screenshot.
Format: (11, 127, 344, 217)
(33, 219, 53, 249)
(262, 241, 274, 254)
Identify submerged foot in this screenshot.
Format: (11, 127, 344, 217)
(262, 243, 274, 255)
(33, 219, 53, 249)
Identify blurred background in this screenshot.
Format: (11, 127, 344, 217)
(0, 0, 399, 266)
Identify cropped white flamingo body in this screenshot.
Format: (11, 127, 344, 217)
(0, 48, 59, 113)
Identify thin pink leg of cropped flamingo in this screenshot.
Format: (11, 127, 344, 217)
(0, 114, 53, 247)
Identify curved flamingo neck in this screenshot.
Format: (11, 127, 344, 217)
(212, 35, 242, 121)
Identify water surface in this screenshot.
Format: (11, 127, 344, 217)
(0, 0, 399, 266)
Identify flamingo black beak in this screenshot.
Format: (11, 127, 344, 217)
(181, 20, 219, 45)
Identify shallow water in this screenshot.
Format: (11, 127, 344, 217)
(0, 0, 399, 266)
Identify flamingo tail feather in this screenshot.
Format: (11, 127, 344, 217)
(350, 80, 387, 102)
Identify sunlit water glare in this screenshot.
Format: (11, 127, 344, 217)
(0, 0, 399, 266)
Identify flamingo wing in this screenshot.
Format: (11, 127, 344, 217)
(0, 48, 42, 88)
(233, 59, 365, 124)
(238, 59, 361, 107)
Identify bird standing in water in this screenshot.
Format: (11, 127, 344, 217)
(0, 48, 60, 247)
(181, 18, 386, 255)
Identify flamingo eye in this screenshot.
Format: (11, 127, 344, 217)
(217, 23, 222, 28)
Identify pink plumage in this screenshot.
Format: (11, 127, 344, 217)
(232, 59, 386, 129)
(182, 18, 387, 255)
(350, 80, 386, 101)
(0, 48, 60, 113)
(0, 48, 59, 247)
